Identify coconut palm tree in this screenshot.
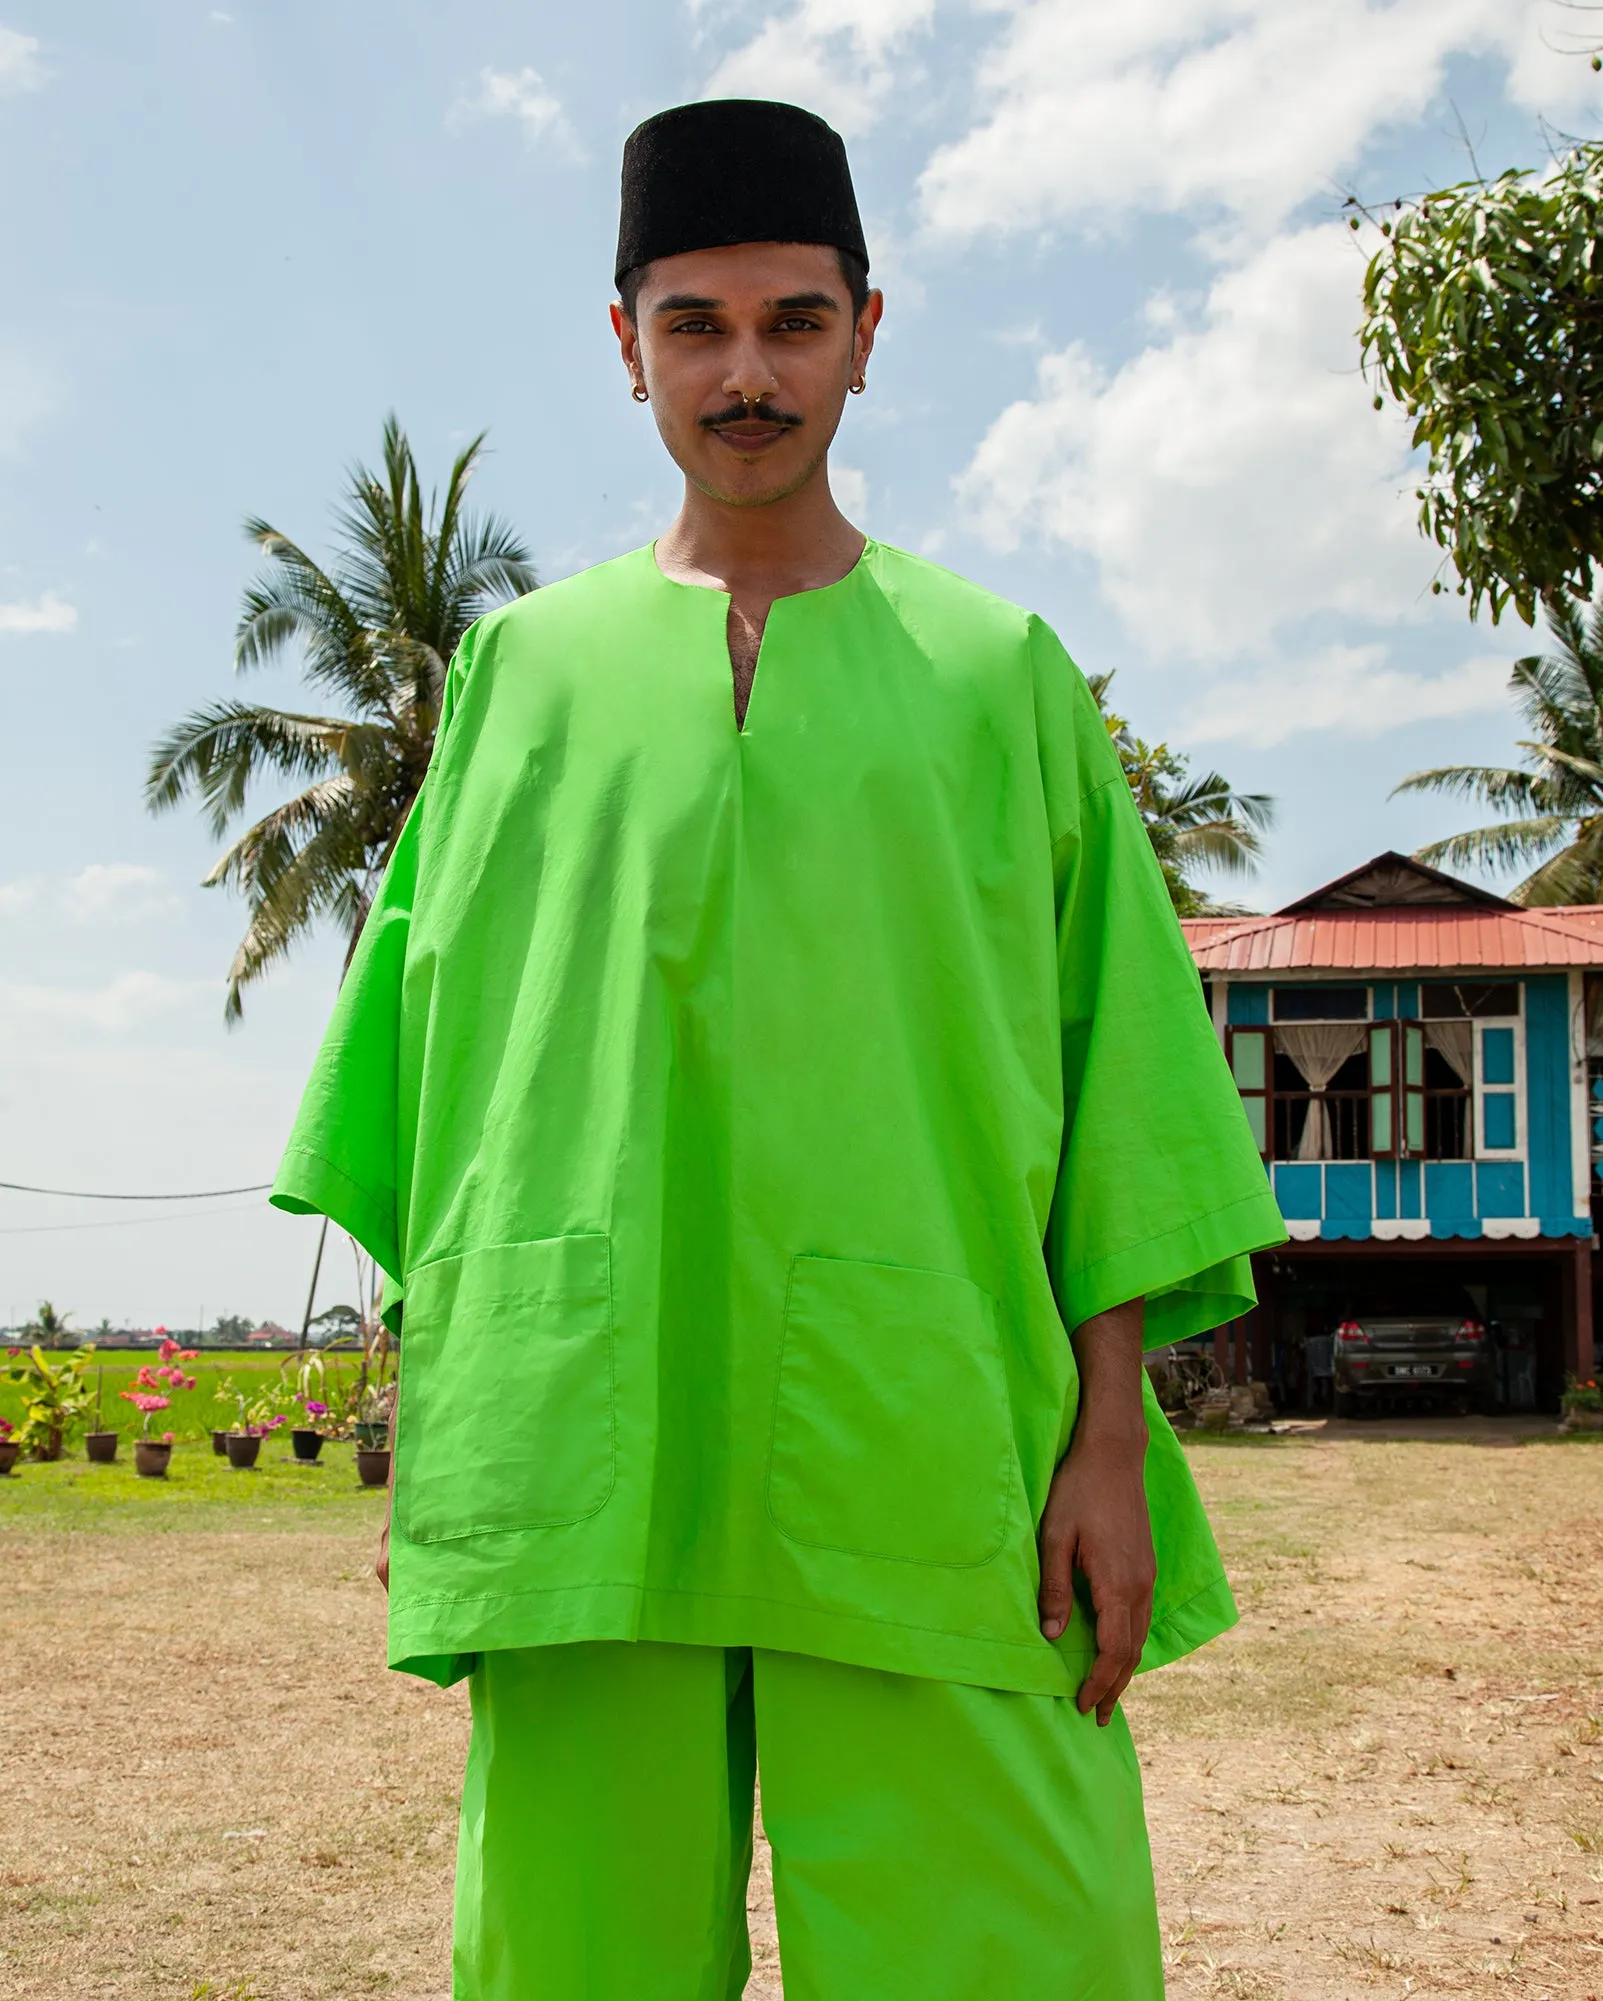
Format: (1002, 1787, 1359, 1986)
(1394, 595, 1603, 904)
(1088, 671, 1274, 915)
(148, 416, 538, 1019)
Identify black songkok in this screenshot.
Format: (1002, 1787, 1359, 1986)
(615, 99, 869, 291)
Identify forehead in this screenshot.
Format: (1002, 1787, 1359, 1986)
(635, 240, 845, 309)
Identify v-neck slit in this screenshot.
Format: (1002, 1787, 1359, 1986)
(649, 537, 876, 741)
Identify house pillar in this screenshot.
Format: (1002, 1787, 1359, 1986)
(1214, 1320, 1231, 1382)
(1571, 1237, 1595, 1385)
(1233, 1318, 1249, 1386)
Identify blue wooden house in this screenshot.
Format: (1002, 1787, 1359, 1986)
(1184, 853, 1603, 1407)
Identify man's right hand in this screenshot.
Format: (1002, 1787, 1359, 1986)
(377, 1429, 394, 1591)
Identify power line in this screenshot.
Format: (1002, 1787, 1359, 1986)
(0, 1197, 270, 1237)
(0, 1178, 273, 1202)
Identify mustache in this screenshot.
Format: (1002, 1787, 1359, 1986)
(698, 401, 805, 431)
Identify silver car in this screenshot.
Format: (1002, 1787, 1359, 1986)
(1331, 1312, 1493, 1417)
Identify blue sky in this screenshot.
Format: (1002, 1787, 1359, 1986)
(1, 1, 1598, 1325)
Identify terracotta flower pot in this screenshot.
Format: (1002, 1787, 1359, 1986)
(85, 1431, 119, 1464)
(290, 1427, 324, 1463)
(211, 1429, 230, 1456)
(1561, 1407, 1603, 1431)
(0, 1440, 20, 1476)
(225, 1432, 262, 1470)
(355, 1446, 391, 1489)
(134, 1439, 172, 1479)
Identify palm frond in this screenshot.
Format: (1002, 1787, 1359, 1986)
(1391, 763, 1551, 811)
(1414, 815, 1571, 873)
(1171, 817, 1266, 873)
(145, 703, 352, 839)
(1514, 819, 1603, 905)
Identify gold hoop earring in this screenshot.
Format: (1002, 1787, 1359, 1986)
(849, 378, 866, 395)
(631, 383, 650, 403)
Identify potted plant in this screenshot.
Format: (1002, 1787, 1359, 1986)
(3, 1339, 95, 1461)
(291, 1399, 330, 1462)
(0, 1416, 18, 1476)
(287, 1353, 333, 1462)
(84, 1361, 118, 1463)
(216, 1379, 287, 1468)
(120, 1387, 176, 1477)
(1560, 1376, 1603, 1432)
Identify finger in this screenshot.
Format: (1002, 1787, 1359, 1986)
(1078, 1600, 1134, 1722)
(1037, 1524, 1077, 1642)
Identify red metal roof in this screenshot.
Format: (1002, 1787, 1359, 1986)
(1183, 905, 1603, 974)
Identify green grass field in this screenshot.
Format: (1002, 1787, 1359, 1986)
(0, 1345, 370, 1444)
(0, 1429, 389, 1528)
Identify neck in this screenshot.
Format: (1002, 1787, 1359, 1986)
(656, 463, 865, 595)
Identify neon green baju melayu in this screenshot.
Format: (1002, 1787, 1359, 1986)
(274, 540, 1283, 1695)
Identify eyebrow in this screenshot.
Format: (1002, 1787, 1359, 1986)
(651, 290, 842, 314)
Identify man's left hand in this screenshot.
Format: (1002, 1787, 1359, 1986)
(1036, 1296, 1155, 1727)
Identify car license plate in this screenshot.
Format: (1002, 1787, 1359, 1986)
(1394, 1364, 1437, 1378)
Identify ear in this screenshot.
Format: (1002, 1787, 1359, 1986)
(611, 301, 643, 386)
(852, 289, 884, 381)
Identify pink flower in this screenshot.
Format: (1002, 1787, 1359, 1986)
(119, 1390, 170, 1414)
(161, 1431, 174, 1444)
(0, 1416, 12, 1437)
(5, 1346, 18, 1358)
(185, 1376, 197, 1391)
(178, 1348, 197, 1361)
(158, 1338, 179, 1362)
(304, 1400, 329, 1417)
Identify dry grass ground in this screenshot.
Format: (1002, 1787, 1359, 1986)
(0, 1427, 1598, 1998)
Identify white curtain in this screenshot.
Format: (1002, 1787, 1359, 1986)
(1275, 1024, 1369, 1161)
(1424, 1019, 1473, 1086)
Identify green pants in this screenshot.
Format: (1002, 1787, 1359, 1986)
(453, 1642, 1164, 2000)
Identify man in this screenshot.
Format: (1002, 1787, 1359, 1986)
(274, 98, 1285, 2000)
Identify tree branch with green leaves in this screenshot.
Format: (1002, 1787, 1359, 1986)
(1359, 142, 1603, 627)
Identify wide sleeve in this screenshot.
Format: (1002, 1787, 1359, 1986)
(269, 645, 468, 1286)
(1032, 618, 1286, 1347)
(268, 796, 421, 1283)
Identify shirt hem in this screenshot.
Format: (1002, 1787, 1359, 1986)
(270, 1144, 400, 1283)
(387, 1570, 1238, 1695)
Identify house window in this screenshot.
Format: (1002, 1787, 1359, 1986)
(1476, 1022, 1522, 1156)
(1271, 986, 1369, 1021)
(1230, 985, 1504, 1162)
(1420, 981, 1521, 1019)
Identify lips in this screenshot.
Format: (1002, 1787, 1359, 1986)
(712, 423, 789, 449)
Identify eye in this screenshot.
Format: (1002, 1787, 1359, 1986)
(773, 315, 823, 333)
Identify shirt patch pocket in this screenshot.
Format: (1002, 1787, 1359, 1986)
(766, 1254, 1014, 1567)
(395, 1232, 615, 1543)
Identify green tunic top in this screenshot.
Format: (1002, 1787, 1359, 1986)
(272, 541, 1286, 1695)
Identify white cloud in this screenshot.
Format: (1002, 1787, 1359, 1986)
(831, 463, 868, 518)
(0, 970, 194, 1036)
(0, 25, 46, 95)
(0, 880, 35, 914)
(64, 864, 182, 925)
(701, 0, 935, 135)
(958, 224, 1430, 658)
(917, 0, 1587, 244)
(451, 65, 581, 157)
(0, 592, 76, 635)
(1182, 645, 1513, 749)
